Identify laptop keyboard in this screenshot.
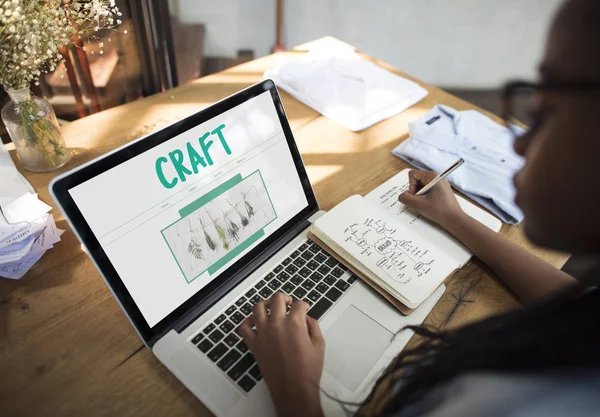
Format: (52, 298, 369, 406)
(188, 239, 357, 394)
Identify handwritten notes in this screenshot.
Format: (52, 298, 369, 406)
(313, 195, 457, 306)
(311, 170, 501, 308)
(343, 217, 435, 285)
(372, 182, 423, 225)
(364, 169, 502, 268)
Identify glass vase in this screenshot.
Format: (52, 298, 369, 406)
(1, 88, 70, 172)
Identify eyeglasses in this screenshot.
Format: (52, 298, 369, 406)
(501, 80, 600, 137)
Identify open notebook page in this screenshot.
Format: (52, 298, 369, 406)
(365, 169, 502, 269)
(313, 195, 458, 307)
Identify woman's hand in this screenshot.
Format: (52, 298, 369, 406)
(239, 292, 325, 417)
(398, 170, 464, 229)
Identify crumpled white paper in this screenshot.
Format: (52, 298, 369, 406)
(0, 142, 64, 279)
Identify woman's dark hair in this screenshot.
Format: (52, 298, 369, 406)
(358, 286, 600, 416)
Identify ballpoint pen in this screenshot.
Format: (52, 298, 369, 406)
(415, 158, 465, 196)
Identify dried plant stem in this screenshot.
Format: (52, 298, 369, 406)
(207, 210, 228, 251)
(227, 199, 249, 226)
(15, 99, 66, 166)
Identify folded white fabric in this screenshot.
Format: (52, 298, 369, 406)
(392, 105, 525, 224)
(265, 42, 428, 131)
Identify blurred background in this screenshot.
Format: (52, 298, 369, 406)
(0, 0, 563, 142)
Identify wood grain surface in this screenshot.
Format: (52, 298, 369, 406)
(0, 38, 569, 417)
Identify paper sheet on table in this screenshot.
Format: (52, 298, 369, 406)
(0, 250, 46, 279)
(0, 214, 59, 262)
(0, 144, 63, 279)
(29, 214, 62, 255)
(0, 193, 52, 224)
(0, 231, 40, 263)
(0, 215, 62, 279)
(0, 214, 48, 249)
(265, 40, 428, 131)
(0, 141, 34, 200)
(0, 212, 43, 243)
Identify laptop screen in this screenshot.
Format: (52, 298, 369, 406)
(68, 91, 309, 327)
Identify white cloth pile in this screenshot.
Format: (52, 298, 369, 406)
(392, 105, 526, 224)
(0, 142, 63, 279)
(265, 39, 428, 131)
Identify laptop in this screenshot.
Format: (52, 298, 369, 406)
(50, 80, 444, 416)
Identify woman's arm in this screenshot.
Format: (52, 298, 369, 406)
(239, 293, 325, 417)
(399, 170, 583, 304)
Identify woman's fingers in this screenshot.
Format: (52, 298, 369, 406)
(288, 299, 310, 327)
(407, 170, 438, 195)
(251, 292, 293, 332)
(264, 292, 293, 321)
(407, 170, 425, 194)
(239, 315, 257, 349)
(252, 300, 268, 327)
(306, 316, 325, 348)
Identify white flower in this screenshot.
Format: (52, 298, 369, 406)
(0, 0, 122, 89)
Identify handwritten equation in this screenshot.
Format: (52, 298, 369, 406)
(343, 217, 434, 284)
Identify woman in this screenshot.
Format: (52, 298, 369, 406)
(238, 0, 600, 415)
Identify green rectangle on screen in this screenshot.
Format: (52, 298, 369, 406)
(207, 228, 265, 275)
(178, 174, 242, 218)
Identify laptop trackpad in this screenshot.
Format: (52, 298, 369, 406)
(324, 305, 393, 392)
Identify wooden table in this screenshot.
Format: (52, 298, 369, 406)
(0, 37, 568, 417)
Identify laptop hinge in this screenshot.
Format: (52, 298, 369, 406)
(167, 210, 317, 336)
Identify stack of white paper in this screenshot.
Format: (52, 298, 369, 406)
(264, 40, 428, 131)
(0, 143, 64, 279)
